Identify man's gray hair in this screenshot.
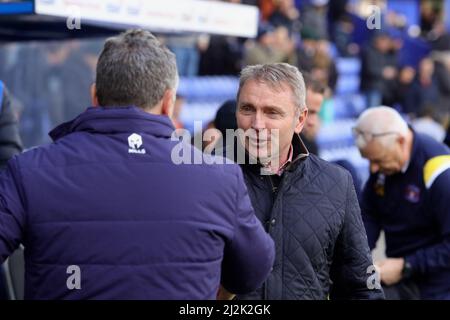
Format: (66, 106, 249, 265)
(355, 106, 409, 149)
(237, 63, 307, 112)
(96, 29, 178, 110)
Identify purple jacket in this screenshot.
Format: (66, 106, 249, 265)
(0, 106, 274, 300)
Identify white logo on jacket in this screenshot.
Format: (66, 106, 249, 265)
(128, 133, 146, 154)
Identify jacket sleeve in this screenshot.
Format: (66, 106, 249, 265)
(360, 179, 382, 250)
(405, 169, 450, 276)
(0, 87, 23, 169)
(221, 166, 275, 295)
(329, 172, 385, 300)
(0, 160, 26, 264)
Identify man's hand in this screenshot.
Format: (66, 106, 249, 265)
(375, 258, 404, 286)
(217, 285, 236, 300)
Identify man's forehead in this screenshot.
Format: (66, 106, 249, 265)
(241, 79, 291, 93)
(239, 80, 295, 105)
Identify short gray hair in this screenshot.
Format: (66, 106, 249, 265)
(237, 63, 307, 112)
(355, 106, 409, 149)
(96, 29, 178, 110)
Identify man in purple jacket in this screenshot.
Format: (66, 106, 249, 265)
(0, 29, 274, 300)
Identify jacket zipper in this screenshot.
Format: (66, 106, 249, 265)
(264, 173, 289, 300)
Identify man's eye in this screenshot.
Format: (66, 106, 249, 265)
(266, 110, 282, 117)
(240, 106, 253, 112)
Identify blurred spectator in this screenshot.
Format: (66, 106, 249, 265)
(410, 58, 441, 118)
(311, 40, 338, 92)
(2, 40, 100, 148)
(431, 51, 450, 124)
(8, 43, 50, 147)
(44, 42, 72, 126)
(296, 35, 317, 72)
(244, 24, 294, 66)
(268, 0, 301, 38)
(327, 0, 349, 32)
(360, 31, 399, 107)
(300, 73, 326, 155)
(420, 1, 442, 38)
(213, 100, 238, 142)
(392, 65, 416, 115)
(272, 26, 298, 64)
(355, 107, 450, 299)
(259, 0, 277, 21)
(199, 35, 244, 75)
(429, 21, 450, 51)
(0, 81, 22, 169)
(297, 37, 337, 92)
(385, 10, 407, 32)
(48, 41, 99, 123)
(300, 0, 329, 40)
(333, 14, 359, 57)
(201, 100, 238, 153)
(164, 34, 205, 77)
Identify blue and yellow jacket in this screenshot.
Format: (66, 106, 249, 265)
(362, 132, 450, 299)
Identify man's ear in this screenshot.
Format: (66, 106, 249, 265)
(90, 83, 100, 107)
(294, 108, 308, 134)
(161, 89, 176, 118)
(397, 134, 406, 147)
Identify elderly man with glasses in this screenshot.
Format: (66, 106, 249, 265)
(354, 106, 450, 300)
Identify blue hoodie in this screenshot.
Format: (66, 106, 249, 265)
(0, 106, 274, 300)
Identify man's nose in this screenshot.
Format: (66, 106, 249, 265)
(251, 112, 265, 130)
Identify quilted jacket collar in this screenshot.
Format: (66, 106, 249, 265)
(49, 106, 175, 141)
(285, 133, 310, 172)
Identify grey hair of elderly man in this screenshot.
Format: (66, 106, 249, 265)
(354, 106, 409, 148)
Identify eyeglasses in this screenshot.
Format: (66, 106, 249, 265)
(351, 127, 399, 142)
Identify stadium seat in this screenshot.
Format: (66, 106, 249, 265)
(335, 74, 360, 95)
(336, 57, 361, 75)
(178, 76, 239, 102)
(332, 94, 367, 119)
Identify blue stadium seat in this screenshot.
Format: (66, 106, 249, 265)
(335, 74, 360, 95)
(332, 94, 367, 119)
(317, 119, 356, 150)
(320, 145, 369, 185)
(180, 101, 224, 134)
(178, 76, 239, 102)
(336, 58, 361, 75)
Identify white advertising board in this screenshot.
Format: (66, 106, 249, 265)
(35, 0, 259, 38)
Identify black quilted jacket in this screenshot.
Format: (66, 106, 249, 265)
(237, 135, 384, 300)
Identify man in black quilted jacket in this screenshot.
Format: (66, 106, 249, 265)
(227, 63, 384, 299)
